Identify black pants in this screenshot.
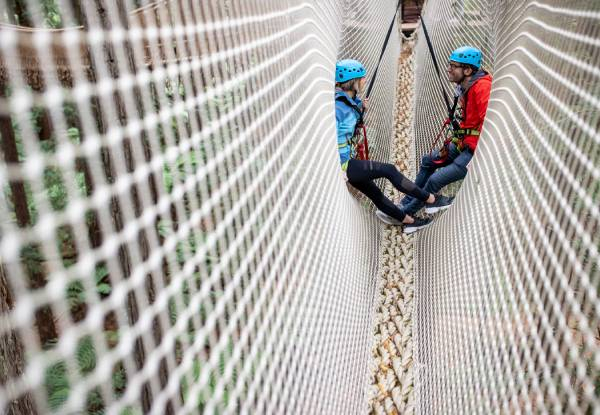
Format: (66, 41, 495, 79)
(346, 159, 429, 221)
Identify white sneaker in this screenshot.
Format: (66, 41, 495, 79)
(375, 209, 403, 225)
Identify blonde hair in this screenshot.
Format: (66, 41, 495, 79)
(336, 77, 361, 93)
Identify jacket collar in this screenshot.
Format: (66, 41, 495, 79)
(335, 88, 361, 105)
(455, 70, 489, 97)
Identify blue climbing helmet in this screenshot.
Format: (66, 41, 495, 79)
(335, 59, 366, 83)
(449, 46, 482, 69)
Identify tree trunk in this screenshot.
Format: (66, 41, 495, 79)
(0, 264, 38, 415)
(7, 0, 34, 27)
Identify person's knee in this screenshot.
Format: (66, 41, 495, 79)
(452, 164, 468, 180)
(425, 174, 444, 190)
(425, 170, 452, 190)
(380, 162, 400, 177)
(426, 165, 467, 191)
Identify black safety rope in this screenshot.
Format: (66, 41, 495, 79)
(416, 0, 460, 130)
(420, 15, 451, 113)
(365, 0, 402, 99)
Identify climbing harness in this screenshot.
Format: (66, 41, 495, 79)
(415, 1, 464, 160)
(417, 4, 483, 163)
(336, 94, 369, 160)
(335, 0, 402, 160)
(418, 12, 459, 163)
(341, 0, 401, 161)
(429, 98, 481, 164)
(356, 124, 369, 160)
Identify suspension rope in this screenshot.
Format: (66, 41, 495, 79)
(365, 0, 402, 98)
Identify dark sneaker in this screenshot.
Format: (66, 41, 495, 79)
(403, 217, 432, 234)
(425, 194, 454, 214)
(375, 209, 403, 225)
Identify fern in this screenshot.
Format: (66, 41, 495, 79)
(44, 361, 69, 411)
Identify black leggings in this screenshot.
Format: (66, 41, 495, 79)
(346, 159, 429, 221)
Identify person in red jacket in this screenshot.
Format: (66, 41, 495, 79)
(400, 45, 492, 215)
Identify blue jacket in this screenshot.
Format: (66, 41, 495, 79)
(335, 89, 363, 170)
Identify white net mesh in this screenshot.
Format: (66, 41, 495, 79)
(413, 0, 600, 413)
(0, 1, 400, 413)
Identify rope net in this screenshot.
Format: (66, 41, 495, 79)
(0, 1, 400, 413)
(413, 0, 600, 413)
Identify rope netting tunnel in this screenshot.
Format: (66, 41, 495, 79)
(0, 1, 599, 415)
(0, 0, 398, 414)
(413, 0, 600, 414)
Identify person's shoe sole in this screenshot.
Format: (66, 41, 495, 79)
(403, 222, 431, 234)
(425, 203, 452, 214)
(375, 210, 403, 226)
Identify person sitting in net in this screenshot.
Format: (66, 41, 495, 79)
(335, 59, 451, 234)
(400, 46, 492, 214)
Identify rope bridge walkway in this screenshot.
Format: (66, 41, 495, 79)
(369, 45, 418, 415)
(0, 0, 598, 414)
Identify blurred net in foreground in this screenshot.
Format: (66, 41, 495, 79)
(0, 0, 400, 413)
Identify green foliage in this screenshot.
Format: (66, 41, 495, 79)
(76, 336, 97, 374)
(44, 337, 98, 410)
(162, 149, 202, 194)
(180, 341, 239, 411)
(41, 0, 63, 28)
(43, 335, 137, 414)
(66, 264, 111, 307)
(157, 220, 207, 269)
(43, 166, 68, 211)
(20, 243, 45, 275)
(5, 105, 87, 223)
(1, 0, 63, 28)
(111, 363, 127, 392)
(45, 360, 70, 410)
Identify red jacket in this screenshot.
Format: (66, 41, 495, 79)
(460, 73, 492, 151)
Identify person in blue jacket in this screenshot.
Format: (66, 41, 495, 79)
(335, 59, 451, 233)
